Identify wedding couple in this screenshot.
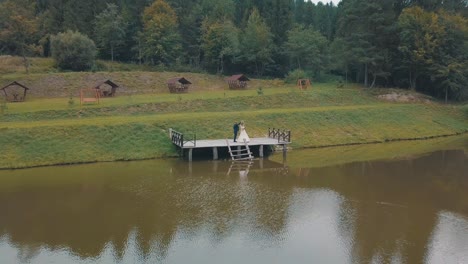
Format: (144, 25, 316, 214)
(233, 121, 250, 143)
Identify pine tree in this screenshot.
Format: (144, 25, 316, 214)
(239, 8, 274, 75)
(94, 4, 126, 62)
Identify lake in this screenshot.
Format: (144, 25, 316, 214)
(0, 136, 467, 264)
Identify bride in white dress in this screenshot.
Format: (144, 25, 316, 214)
(237, 121, 250, 143)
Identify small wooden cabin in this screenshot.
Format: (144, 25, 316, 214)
(0, 81, 30, 102)
(167, 77, 191, 93)
(297, 79, 311, 90)
(226, 74, 250, 89)
(95, 80, 119, 97)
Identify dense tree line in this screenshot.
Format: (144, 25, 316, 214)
(0, 0, 467, 100)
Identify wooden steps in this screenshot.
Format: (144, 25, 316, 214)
(226, 139, 253, 161)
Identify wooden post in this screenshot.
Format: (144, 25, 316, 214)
(282, 144, 287, 161)
(213, 147, 218, 160)
(212, 160, 219, 173)
(169, 128, 172, 138)
(259, 145, 264, 158)
(189, 159, 192, 176)
(188, 148, 193, 162)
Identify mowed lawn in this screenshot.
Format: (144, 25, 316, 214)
(0, 84, 467, 169)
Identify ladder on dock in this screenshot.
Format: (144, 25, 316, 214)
(226, 139, 254, 161)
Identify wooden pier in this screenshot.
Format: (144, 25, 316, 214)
(170, 128, 291, 161)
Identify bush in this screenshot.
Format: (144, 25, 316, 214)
(51, 30, 97, 71)
(285, 69, 309, 84)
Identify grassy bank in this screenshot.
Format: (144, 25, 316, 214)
(0, 88, 467, 169)
(270, 134, 468, 168)
(0, 57, 467, 169)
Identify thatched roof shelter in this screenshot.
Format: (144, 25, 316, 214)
(167, 77, 192, 93)
(94, 80, 119, 97)
(0, 81, 30, 102)
(226, 74, 250, 89)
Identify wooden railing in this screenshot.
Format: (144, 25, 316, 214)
(170, 129, 196, 147)
(268, 128, 291, 143)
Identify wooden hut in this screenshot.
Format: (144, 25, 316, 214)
(167, 77, 192, 93)
(226, 74, 250, 89)
(94, 80, 119, 97)
(0, 81, 30, 102)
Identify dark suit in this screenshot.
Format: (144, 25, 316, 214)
(233, 123, 239, 142)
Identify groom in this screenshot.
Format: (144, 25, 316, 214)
(233, 122, 240, 142)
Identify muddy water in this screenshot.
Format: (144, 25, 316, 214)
(0, 136, 467, 264)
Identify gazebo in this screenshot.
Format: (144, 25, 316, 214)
(226, 74, 250, 89)
(167, 77, 192, 93)
(94, 80, 119, 97)
(297, 79, 311, 90)
(0, 81, 30, 102)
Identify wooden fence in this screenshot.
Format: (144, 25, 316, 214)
(170, 129, 196, 147)
(268, 128, 291, 143)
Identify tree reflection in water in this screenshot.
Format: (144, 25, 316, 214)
(0, 146, 466, 263)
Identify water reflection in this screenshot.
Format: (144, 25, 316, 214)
(0, 139, 467, 263)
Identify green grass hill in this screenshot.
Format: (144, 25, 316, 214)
(0, 57, 467, 169)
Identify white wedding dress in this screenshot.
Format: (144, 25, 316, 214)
(237, 124, 250, 143)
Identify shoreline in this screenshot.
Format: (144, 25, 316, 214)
(2, 131, 466, 171)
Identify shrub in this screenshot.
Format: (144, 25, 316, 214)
(68, 94, 75, 107)
(285, 69, 309, 84)
(51, 30, 97, 71)
(257, 87, 264, 95)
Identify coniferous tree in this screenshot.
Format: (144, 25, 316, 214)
(94, 4, 126, 62)
(240, 8, 274, 75)
(337, 0, 396, 87)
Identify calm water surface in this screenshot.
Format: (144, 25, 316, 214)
(0, 136, 467, 264)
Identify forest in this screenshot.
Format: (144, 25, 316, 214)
(0, 0, 467, 101)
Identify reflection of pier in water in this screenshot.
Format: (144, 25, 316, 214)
(175, 158, 289, 177)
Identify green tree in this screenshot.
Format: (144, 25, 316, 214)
(337, 0, 397, 87)
(398, 7, 444, 90)
(329, 37, 353, 85)
(284, 25, 328, 76)
(261, 0, 293, 45)
(200, 0, 236, 23)
(0, 0, 39, 73)
(429, 10, 468, 102)
(141, 0, 182, 65)
(51, 30, 97, 71)
(166, 0, 203, 66)
(240, 8, 274, 75)
(94, 4, 126, 62)
(201, 20, 240, 74)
